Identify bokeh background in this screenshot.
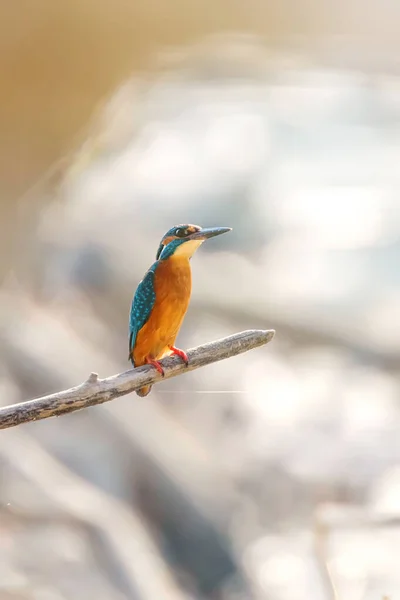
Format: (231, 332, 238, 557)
(1, 2, 400, 599)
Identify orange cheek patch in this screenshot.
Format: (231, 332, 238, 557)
(163, 236, 175, 245)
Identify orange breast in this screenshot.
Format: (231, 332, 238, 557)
(133, 257, 192, 366)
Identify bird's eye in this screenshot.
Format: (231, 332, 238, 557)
(174, 227, 187, 238)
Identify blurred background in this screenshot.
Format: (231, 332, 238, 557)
(1, 1, 400, 599)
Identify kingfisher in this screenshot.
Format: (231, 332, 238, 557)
(129, 224, 232, 397)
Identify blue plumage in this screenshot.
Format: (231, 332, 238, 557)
(158, 239, 186, 260)
(155, 225, 189, 259)
(129, 264, 157, 363)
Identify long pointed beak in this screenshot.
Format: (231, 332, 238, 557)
(189, 226, 232, 241)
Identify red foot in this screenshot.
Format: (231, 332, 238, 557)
(169, 346, 189, 366)
(145, 356, 165, 377)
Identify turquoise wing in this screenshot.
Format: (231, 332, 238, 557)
(129, 264, 157, 364)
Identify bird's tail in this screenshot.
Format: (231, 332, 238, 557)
(130, 348, 153, 396)
(136, 385, 152, 397)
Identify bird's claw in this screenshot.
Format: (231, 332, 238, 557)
(146, 357, 165, 377)
(169, 346, 189, 367)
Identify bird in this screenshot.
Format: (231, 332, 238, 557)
(129, 224, 232, 396)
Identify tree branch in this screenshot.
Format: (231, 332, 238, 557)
(0, 329, 274, 430)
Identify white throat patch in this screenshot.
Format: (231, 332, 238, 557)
(173, 239, 204, 258)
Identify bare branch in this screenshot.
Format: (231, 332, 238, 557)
(0, 329, 274, 430)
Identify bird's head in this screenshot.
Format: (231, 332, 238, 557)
(156, 224, 232, 260)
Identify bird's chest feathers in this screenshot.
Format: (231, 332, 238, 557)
(133, 258, 192, 362)
(154, 257, 192, 310)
